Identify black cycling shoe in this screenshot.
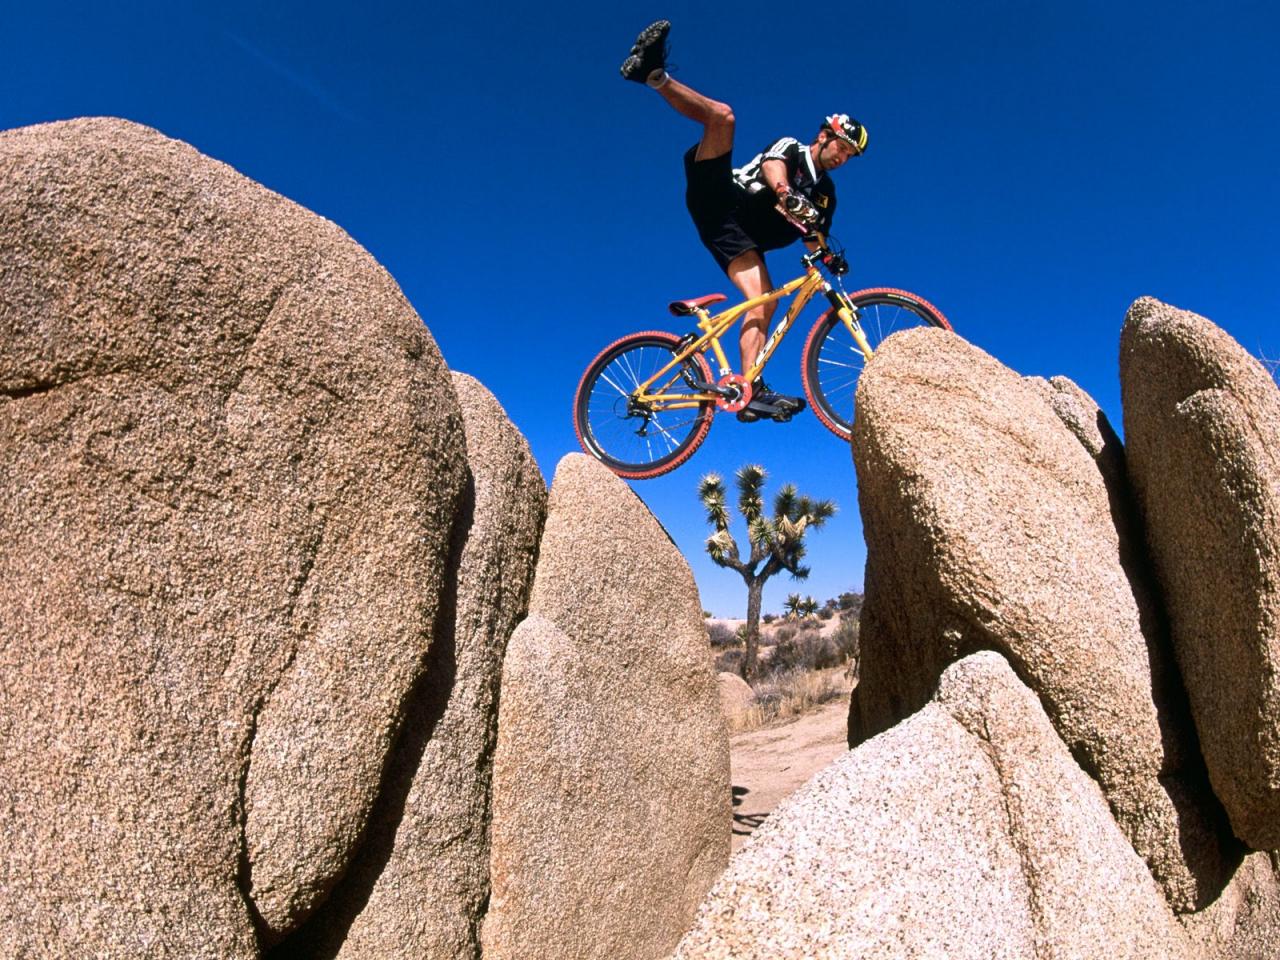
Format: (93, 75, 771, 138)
(752, 381, 805, 413)
(620, 20, 670, 84)
(736, 381, 805, 423)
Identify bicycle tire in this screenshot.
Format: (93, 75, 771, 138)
(802, 287, 951, 442)
(573, 330, 716, 479)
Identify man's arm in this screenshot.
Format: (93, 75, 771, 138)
(764, 157, 822, 249)
(762, 157, 791, 201)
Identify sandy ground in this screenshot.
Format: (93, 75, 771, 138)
(729, 698, 851, 852)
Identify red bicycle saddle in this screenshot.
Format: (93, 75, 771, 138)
(668, 293, 727, 316)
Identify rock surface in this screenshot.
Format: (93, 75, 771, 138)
(0, 118, 466, 955)
(1122, 296, 1280, 850)
(275, 374, 546, 958)
(675, 652, 1194, 959)
(849, 327, 1226, 909)
(1180, 852, 1280, 959)
(483, 454, 730, 960)
(1027, 373, 1208, 782)
(1026, 374, 1124, 471)
(718, 670, 756, 731)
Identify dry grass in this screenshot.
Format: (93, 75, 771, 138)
(711, 611, 860, 733)
(729, 666, 854, 733)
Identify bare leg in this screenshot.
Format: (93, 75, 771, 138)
(653, 78, 735, 160)
(725, 250, 777, 376)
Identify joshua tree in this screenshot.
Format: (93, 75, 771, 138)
(783, 593, 804, 620)
(799, 595, 820, 619)
(698, 464, 836, 680)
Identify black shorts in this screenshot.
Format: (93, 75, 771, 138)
(683, 144, 759, 273)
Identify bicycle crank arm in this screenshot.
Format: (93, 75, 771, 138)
(683, 378, 738, 397)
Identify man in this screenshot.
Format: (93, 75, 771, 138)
(621, 19, 868, 422)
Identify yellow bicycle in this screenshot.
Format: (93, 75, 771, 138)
(573, 230, 950, 479)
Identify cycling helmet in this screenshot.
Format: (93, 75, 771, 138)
(824, 114, 868, 153)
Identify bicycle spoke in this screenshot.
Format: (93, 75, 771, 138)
(619, 347, 644, 388)
(597, 368, 632, 397)
(650, 417, 686, 450)
(803, 293, 947, 442)
(574, 333, 716, 477)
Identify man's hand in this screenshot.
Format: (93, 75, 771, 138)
(782, 192, 820, 227)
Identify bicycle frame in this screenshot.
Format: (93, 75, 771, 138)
(633, 237, 874, 411)
(573, 228, 951, 479)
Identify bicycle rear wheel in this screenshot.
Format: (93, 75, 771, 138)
(573, 330, 716, 479)
(802, 287, 950, 441)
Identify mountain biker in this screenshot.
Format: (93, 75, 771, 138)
(620, 19, 868, 423)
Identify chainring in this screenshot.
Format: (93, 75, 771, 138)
(715, 373, 752, 413)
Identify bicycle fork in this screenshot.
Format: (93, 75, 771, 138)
(826, 287, 874, 360)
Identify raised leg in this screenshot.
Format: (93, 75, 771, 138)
(654, 78, 736, 160)
(621, 21, 736, 160)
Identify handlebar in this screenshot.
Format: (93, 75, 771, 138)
(774, 203, 849, 276)
(798, 234, 848, 276)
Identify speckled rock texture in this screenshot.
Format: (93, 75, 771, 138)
(1026, 374, 1124, 471)
(1025, 372, 1214, 823)
(718, 671, 755, 732)
(674, 652, 1194, 960)
(1122, 296, 1280, 851)
(483, 454, 730, 960)
(848, 327, 1227, 910)
(0, 118, 466, 955)
(274, 374, 547, 958)
(1181, 852, 1280, 958)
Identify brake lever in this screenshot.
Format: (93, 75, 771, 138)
(822, 252, 848, 275)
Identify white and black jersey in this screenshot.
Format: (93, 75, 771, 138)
(682, 135, 837, 273)
(732, 137, 837, 245)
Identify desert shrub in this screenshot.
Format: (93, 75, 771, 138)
(817, 606, 834, 621)
(757, 622, 780, 648)
(773, 623, 797, 645)
(715, 648, 744, 675)
(837, 590, 864, 613)
(833, 616, 859, 664)
(745, 668, 847, 727)
(706, 622, 739, 648)
(751, 682, 783, 711)
(762, 613, 777, 624)
(765, 630, 842, 676)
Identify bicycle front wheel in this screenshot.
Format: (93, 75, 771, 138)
(802, 287, 951, 441)
(573, 330, 716, 479)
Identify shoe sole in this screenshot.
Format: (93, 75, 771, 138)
(631, 20, 670, 52)
(746, 399, 806, 414)
(620, 20, 670, 81)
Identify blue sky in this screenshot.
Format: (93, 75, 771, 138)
(6, 1, 1278, 616)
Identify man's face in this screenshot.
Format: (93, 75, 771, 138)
(817, 133, 859, 171)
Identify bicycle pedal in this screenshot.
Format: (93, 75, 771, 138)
(770, 412, 793, 423)
(736, 408, 763, 423)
